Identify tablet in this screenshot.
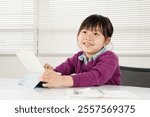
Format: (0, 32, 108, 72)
(16, 49, 45, 74)
(16, 49, 45, 88)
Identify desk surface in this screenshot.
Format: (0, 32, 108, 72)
(0, 78, 150, 100)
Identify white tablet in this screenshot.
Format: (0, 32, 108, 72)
(16, 49, 45, 88)
(16, 49, 45, 74)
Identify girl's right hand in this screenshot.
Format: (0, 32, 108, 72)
(44, 63, 54, 70)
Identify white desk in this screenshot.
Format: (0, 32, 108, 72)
(0, 78, 150, 100)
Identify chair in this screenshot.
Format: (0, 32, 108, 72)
(120, 66, 150, 88)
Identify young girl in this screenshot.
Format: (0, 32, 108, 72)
(40, 14, 121, 88)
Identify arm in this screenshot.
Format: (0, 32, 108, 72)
(40, 52, 81, 88)
(40, 70, 73, 88)
(40, 52, 119, 88)
(72, 52, 119, 87)
(40, 51, 119, 88)
(54, 52, 80, 75)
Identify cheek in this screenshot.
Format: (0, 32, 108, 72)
(77, 37, 82, 46)
(95, 39, 105, 47)
(77, 36, 82, 43)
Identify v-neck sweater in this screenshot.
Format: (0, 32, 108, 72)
(54, 50, 121, 87)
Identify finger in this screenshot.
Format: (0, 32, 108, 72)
(44, 64, 47, 68)
(42, 70, 52, 75)
(42, 82, 51, 88)
(45, 64, 54, 70)
(40, 77, 49, 82)
(45, 69, 51, 72)
(44, 63, 49, 69)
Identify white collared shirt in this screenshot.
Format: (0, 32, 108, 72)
(78, 47, 107, 64)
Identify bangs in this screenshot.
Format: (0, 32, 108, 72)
(78, 19, 103, 35)
(84, 23, 103, 32)
(78, 14, 113, 37)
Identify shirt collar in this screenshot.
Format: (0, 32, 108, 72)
(78, 47, 106, 64)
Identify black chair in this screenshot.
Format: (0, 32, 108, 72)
(120, 66, 150, 88)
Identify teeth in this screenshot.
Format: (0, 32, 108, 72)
(83, 42, 92, 46)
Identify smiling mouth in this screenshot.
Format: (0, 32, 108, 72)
(83, 42, 94, 46)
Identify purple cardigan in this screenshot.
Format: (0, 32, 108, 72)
(55, 51, 121, 87)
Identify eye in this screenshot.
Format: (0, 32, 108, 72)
(94, 32, 98, 35)
(93, 31, 100, 36)
(94, 32, 100, 36)
(82, 30, 87, 34)
(81, 30, 87, 34)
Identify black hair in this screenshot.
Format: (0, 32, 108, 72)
(77, 14, 113, 38)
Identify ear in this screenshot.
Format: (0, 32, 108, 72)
(105, 37, 111, 46)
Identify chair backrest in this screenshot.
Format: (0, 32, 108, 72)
(120, 66, 150, 88)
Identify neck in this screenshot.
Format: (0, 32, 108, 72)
(84, 47, 105, 58)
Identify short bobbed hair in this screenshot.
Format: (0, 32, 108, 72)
(77, 14, 113, 38)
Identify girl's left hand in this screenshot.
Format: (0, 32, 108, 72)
(40, 70, 63, 88)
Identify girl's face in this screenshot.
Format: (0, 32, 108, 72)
(77, 27, 109, 58)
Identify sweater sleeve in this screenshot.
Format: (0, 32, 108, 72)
(54, 52, 81, 75)
(72, 52, 119, 87)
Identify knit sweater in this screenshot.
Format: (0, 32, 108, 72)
(55, 50, 121, 87)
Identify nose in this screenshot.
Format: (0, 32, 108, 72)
(86, 33, 92, 41)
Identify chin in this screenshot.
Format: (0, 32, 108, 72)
(83, 50, 93, 54)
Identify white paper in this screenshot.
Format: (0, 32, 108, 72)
(68, 87, 137, 99)
(67, 87, 104, 98)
